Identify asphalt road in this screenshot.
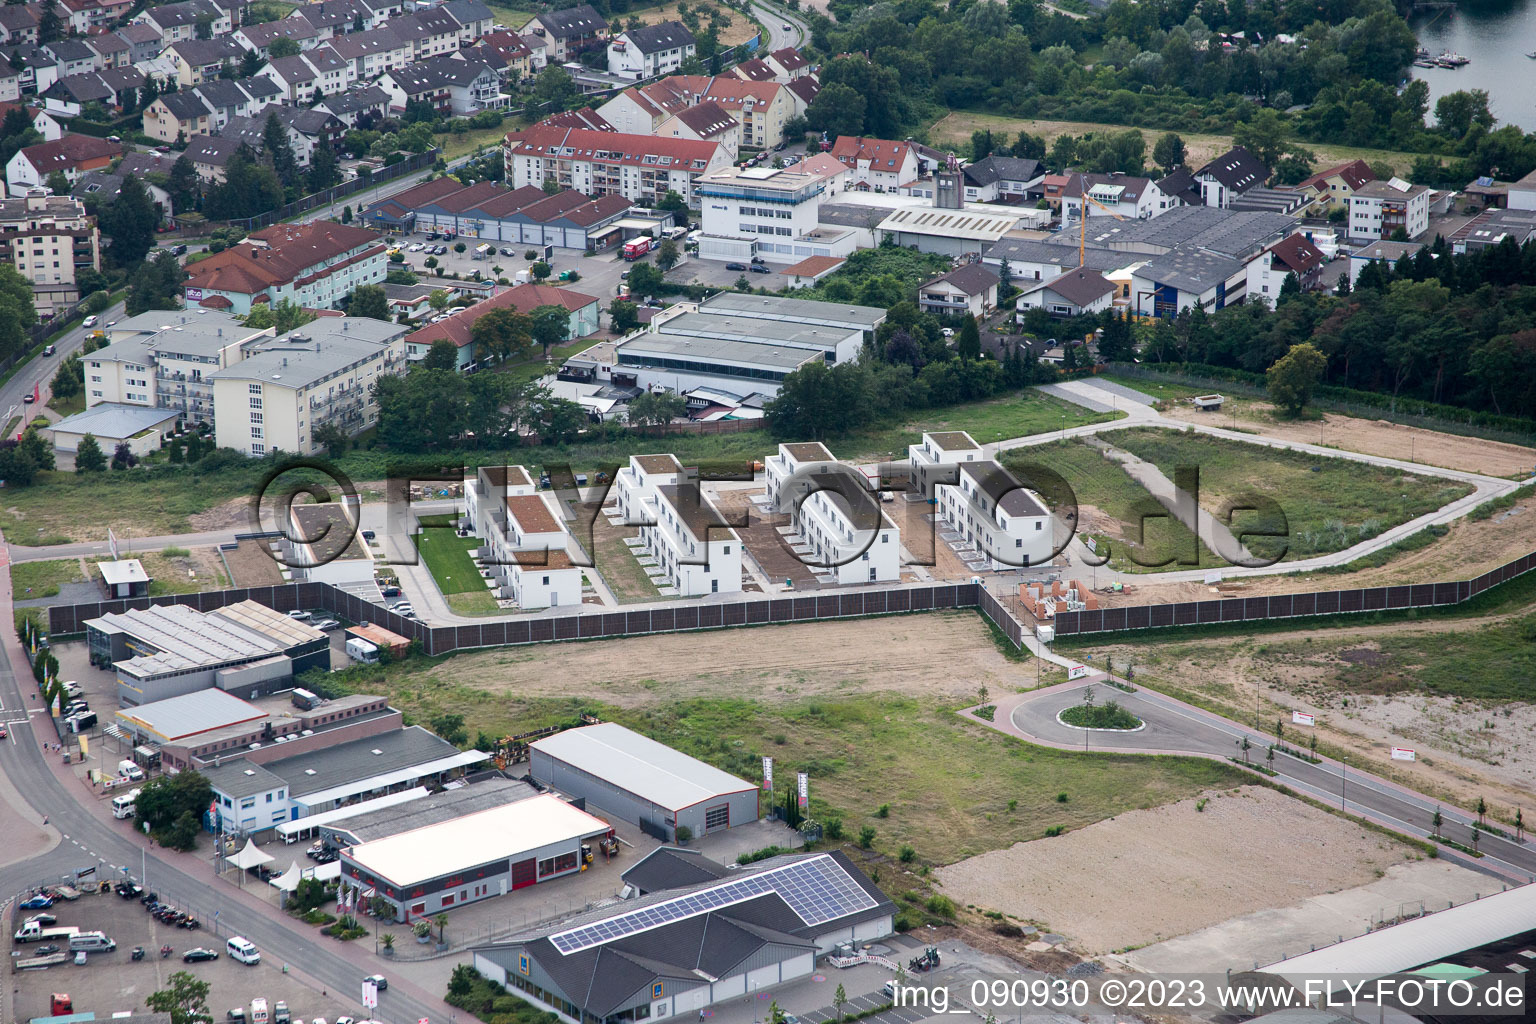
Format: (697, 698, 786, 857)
(751, 0, 811, 50)
(2, 299, 127, 434)
(1010, 681, 1536, 880)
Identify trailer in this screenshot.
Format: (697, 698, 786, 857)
(1191, 394, 1224, 411)
(16, 952, 69, 970)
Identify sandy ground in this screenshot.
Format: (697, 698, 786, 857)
(933, 786, 1418, 955)
(627, 1, 760, 47)
(423, 610, 1021, 705)
(1159, 401, 1536, 479)
(1076, 610, 1536, 812)
(1126, 859, 1495, 974)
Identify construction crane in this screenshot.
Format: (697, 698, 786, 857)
(1067, 176, 1128, 266)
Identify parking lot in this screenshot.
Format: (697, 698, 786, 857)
(9, 882, 354, 1024)
(666, 256, 788, 292)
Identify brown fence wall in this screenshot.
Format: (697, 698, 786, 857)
(45, 549, 1536, 653)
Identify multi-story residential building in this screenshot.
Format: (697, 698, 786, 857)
(143, 90, 215, 144)
(259, 53, 327, 103)
(442, 0, 494, 45)
(233, 19, 321, 57)
(639, 483, 741, 597)
(1245, 232, 1326, 304)
(829, 136, 921, 193)
(5, 133, 120, 195)
(765, 441, 899, 585)
(917, 264, 1000, 318)
(1193, 145, 1268, 209)
(614, 453, 684, 525)
(1348, 178, 1430, 242)
(657, 100, 739, 160)
(191, 78, 264, 130)
(135, 0, 236, 46)
(1292, 158, 1374, 215)
(910, 430, 1053, 571)
(0, 102, 60, 142)
(43, 68, 146, 113)
(324, 26, 412, 85)
(314, 84, 389, 127)
(378, 55, 503, 117)
(519, 3, 605, 62)
(597, 75, 798, 151)
(164, 37, 246, 86)
(908, 428, 982, 497)
(961, 155, 1043, 203)
(118, 23, 163, 63)
(0, 7, 40, 46)
(466, 463, 537, 545)
(606, 21, 695, 81)
(85, 32, 130, 69)
(763, 47, 810, 81)
(696, 163, 853, 265)
(0, 58, 22, 104)
(60, 0, 135, 34)
(86, 310, 270, 426)
(470, 30, 533, 84)
(1015, 266, 1117, 318)
(480, 493, 581, 609)
(42, 39, 100, 79)
(1059, 171, 1176, 221)
(207, 317, 408, 456)
(397, 6, 463, 61)
(504, 126, 729, 208)
(0, 189, 99, 313)
(183, 220, 387, 315)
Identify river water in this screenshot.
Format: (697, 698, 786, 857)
(1410, 0, 1534, 131)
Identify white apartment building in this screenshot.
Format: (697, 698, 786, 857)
(614, 453, 684, 524)
(765, 442, 898, 585)
(606, 21, 694, 81)
(907, 429, 983, 498)
(486, 494, 581, 609)
(206, 318, 408, 457)
(1348, 179, 1430, 243)
(695, 164, 856, 266)
(1060, 172, 1176, 221)
(640, 483, 741, 597)
(184, 221, 387, 316)
(466, 464, 536, 542)
(504, 126, 730, 209)
(86, 310, 272, 427)
(936, 460, 1054, 571)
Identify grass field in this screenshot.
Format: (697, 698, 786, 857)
(1103, 427, 1474, 561)
(435, 123, 511, 163)
(413, 514, 500, 615)
(46, 393, 84, 417)
(623, 0, 762, 48)
(314, 679, 1247, 863)
(484, 1, 537, 28)
(1001, 438, 1220, 572)
(96, 550, 229, 596)
(929, 111, 1426, 178)
(11, 559, 85, 598)
(0, 471, 254, 544)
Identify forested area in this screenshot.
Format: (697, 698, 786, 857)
(801, 0, 1536, 184)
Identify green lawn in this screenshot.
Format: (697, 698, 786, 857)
(1001, 439, 1219, 572)
(435, 123, 513, 163)
(414, 513, 501, 614)
(1103, 427, 1474, 562)
(842, 391, 1122, 463)
(584, 511, 668, 604)
(485, 1, 537, 28)
(496, 338, 602, 386)
(11, 559, 85, 598)
(46, 393, 84, 417)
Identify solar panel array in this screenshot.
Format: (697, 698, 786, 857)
(548, 855, 878, 954)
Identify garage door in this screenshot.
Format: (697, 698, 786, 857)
(511, 858, 537, 889)
(704, 804, 730, 833)
(746, 965, 778, 991)
(674, 988, 708, 1013)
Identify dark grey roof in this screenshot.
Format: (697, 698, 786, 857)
(326, 26, 408, 60)
(271, 105, 341, 136)
(386, 54, 493, 92)
(817, 202, 892, 229)
(186, 135, 243, 167)
(219, 113, 268, 148)
(475, 851, 890, 1018)
(201, 757, 287, 799)
(119, 23, 162, 45)
(193, 77, 251, 111)
(1134, 248, 1244, 293)
(120, 151, 181, 176)
(984, 237, 1128, 273)
(317, 85, 389, 116)
(620, 846, 731, 895)
(98, 67, 146, 92)
(964, 155, 1042, 187)
(157, 89, 213, 120)
(0, 7, 39, 32)
(959, 460, 1048, 517)
(536, 3, 605, 39)
(443, 0, 493, 26)
(1025, 266, 1115, 307)
(1156, 166, 1198, 204)
(241, 75, 283, 101)
(145, 0, 228, 29)
(260, 725, 466, 799)
(44, 38, 95, 62)
(1196, 145, 1268, 194)
(46, 73, 112, 103)
(170, 37, 245, 66)
(266, 54, 319, 83)
(1048, 204, 1293, 260)
(402, 6, 461, 37)
(923, 262, 999, 296)
(622, 20, 695, 54)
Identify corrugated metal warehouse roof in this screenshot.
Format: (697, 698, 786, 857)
(531, 722, 755, 812)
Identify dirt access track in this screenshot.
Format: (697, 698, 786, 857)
(1160, 401, 1536, 479)
(934, 786, 1421, 955)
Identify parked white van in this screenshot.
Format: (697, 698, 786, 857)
(227, 937, 261, 965)
(70, 931, 116, 952)
(117, 760, 144, 781)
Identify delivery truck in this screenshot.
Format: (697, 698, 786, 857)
(622, 237, 652, 260)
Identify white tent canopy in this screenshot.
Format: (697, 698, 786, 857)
(304, 860, 341, 882)
(269, 861, 302, 893)
(226, 840, 275, 870)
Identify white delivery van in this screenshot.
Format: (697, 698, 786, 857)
(118, 760, 145, 781)
(227, 937, 261, 965)
(70, 931, 116, 952)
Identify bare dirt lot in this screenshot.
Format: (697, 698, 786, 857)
(933, 786, 1420, 955)
(1158, 401, 1536, 479)
(422, 610, 1024, 708)
(627, 1, 760, 47)
(222, 539, 286, 587)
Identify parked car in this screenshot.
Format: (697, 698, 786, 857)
(724, 262, 748, 271)
(23, 393, 35, 404)
(391, 603, 414, 617)
(82, 315, 97, 327)
(312, 619, 340, 631)
(20, 894, 54, 909)
(408, 242, 425, 252)
(25, 913, 57, 926)
(381, 586, 402, 598)
(500, 247, 516, 256)
(364, 975, 388, 992)
(183, 948, 219, 962)
(749, 264, 771, 274)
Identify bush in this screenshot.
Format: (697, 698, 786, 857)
(898, 845, 915, 863)
(858, 825, 876, 848)
(924, 894, 955, 918)
(875, 803, 889, 818)
(1043, 825, 1066, 837)
(823, 817, 844, 840)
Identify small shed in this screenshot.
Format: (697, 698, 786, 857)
(98, 558, 152, 598)
(47, 402, 179, 458)
(1192, 394, 1225, 411)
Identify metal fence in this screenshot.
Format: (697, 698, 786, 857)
(1049, 549, 1536, 637)
(195, 149, 441, 231)
(45, 549, 1536, 650)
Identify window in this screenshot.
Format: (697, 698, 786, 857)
(250, 412, 263, 424)
(251, 443, 266, 455)
(249, 383, 262, 393)
(537, 850, 579, 876)
(441, 893, 454, 906)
